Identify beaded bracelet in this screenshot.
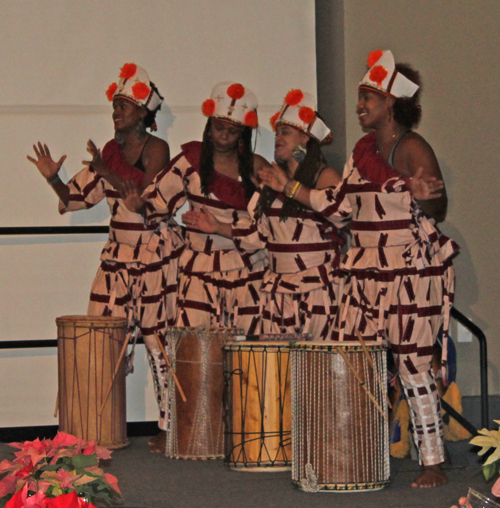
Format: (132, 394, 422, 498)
(46, 174, 61, 186)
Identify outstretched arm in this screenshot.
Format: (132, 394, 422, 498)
(395, 134, 448, 222)
(182, 206, 232, 239)
(27, 142, 70, 206)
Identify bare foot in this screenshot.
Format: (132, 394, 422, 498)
(411, 464, 448, 488)
(148, 430, 166, 454)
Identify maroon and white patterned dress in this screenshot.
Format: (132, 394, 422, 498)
(143, 141, 267, 334)
(232, 190, 347, 339)
(310, 132, 459, 466)
(59, 139, 184, 429)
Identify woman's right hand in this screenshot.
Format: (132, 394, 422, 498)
(258, 162, 289, 192)
(121, 181, 145, 213)
(27, 142, 67, 180)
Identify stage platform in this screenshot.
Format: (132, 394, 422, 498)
(0, 437, 491, 508)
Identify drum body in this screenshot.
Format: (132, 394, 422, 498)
(165, 327, 241, 459)
(291, 341, 389, 492)
(223, 340, 292, 471)
(56, 315, 128, 449)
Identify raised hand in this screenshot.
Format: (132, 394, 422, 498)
(27, 142, 67, 180)
(83, 139, 108, 176)
(182, 207, 219, 233)
(409, 167, 445, 201)
(258, 162, 289, 192)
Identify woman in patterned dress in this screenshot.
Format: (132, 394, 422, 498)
(183, 90, 347, 339)
(27, 63, 181, 451)
(259, 51, 458, 488)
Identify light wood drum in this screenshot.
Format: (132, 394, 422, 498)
(165, 326, 242, 460)
(223, 339, 293, 471)
(56, 315, 128, 449)
(291, 341, 389, 492)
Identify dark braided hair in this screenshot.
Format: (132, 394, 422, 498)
(392, 63, 422, 129)
(199, 117, 256, 199)
(255, 135, 327, 221)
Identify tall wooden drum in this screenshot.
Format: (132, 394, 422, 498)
(56, 316, 128, 449)
(223, 336, 306, 471)
(290, 341, 389, 492)
(165, 327, 243, 460)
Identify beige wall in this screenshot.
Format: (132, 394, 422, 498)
(0, 0, 316, 426)
(317, 0, 500, 395)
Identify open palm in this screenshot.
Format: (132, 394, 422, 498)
(27, 142, 66, 180)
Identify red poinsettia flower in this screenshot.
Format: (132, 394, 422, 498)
(367, 49, 383, 68)
(104, 473, 121, 494)
(202, 99, 216, 117)
(369, 65, 388, 87)
(132, 82, 150, 100)
(298, 106, 316, 124)
(45, 491, 80, 508)
(269, 112, 280, 131)
(51, 433, 82, 450)
(244, 110, 258, 128)
(105, 83, 118, 101)
(285, 89, 304, 106)
(226, 83, 245, 100)
(119, 63, 137, 79)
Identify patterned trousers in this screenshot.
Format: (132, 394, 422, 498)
(335, 265, 455, 465)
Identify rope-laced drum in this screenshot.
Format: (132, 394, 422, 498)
(290, 340, 389, 492)
(223, 333, 310, 471)
(165, 326, 243, 460)
(56, 315, 129, 449)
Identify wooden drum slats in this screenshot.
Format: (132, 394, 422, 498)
(56, 316, 128, 449)
(291, 342, 389, 492)
(223, 342, 292, 471)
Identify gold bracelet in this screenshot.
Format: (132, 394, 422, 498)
(290, 182, 301, 199)
(285, 180, 300, 199)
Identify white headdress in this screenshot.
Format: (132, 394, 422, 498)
(359, 50, 419, 98)
(202, 81, 258, 128)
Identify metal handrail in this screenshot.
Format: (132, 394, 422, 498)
(0, 226, 109, 236)
(451, 307, 489, 429)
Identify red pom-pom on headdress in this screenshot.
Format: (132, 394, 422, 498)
(367, 50, 383, 68)
(298, 106, 316, 125)
(369, 65, 388, 87)
(270, 112, 280, 131)
(244, 110, 258, 128)
(132, 82, 150, 100)
(119, 63, 138, 79)
(202, 99, 216, 117)
(106, 83, 118, 102)
(285, 89, 304, 106)
(227, 83, 245, 100)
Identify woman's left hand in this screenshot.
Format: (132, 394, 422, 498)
(409, 167, 444, 201)
(258, 162, 289, 192)
(182, 207, 219, 233)
(83, 140, 108, 176)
